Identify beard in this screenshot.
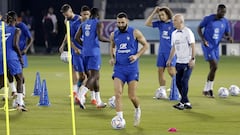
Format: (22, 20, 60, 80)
(118, 25, 128, 33)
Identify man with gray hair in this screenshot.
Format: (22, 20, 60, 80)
(167, 14, 196, 110)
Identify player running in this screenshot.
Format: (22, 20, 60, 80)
(75, 8, 110, 109)
(109, 12, 149, 126)
(0, 11, 27, 111)
(145, 6, 177, 98)
(60, 4, 91, 103)
(198, 4, 233, 98)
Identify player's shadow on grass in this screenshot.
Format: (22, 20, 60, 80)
(184, 111, 214, 121)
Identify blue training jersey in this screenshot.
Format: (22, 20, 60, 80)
(16, 22, 31, 51)
(114, 27, 139, 69)
(152, 20, 175, 54)
(0, 23, 2, 61)
(5, 25, 19, 60)
(199, 14, 230, 49)
(81, 18, 100, 56)
(69, 15, 82, 55)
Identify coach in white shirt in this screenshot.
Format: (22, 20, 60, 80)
(167, 14, 196, 110)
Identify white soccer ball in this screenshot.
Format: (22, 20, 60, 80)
(60, 51, 69, 63)
(108, 96, 116, 108)
(218, 87, 229, 98)
(155, 88, 168, 99)
(229, 85, 240, 96)
(111, 116, 126, 129)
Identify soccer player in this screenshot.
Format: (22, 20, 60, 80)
(75, 8, 110, 109)
(109, 12, 149, 126)
(7, 17, 33, 98)
(197, 4, 233, 98)
(0, 11, 27, 111)
(145, 6, 177, 98)
(60, 4, 91, 103)
(167, 14, 195, 110)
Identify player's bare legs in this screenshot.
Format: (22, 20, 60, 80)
(114, 78, 124, 113)
(128, 80, 141, 126)
(204, 60, 218, 97)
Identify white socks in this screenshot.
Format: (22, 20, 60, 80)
(17, 93, 24, 106)
(204, 81, 214, 91)
(22, 83, 26, 96)
(73, 84, 78, 93)
(160, 86, 166, 90)
(9, 82, 17, 93)
(79, 86, 88, 97)
(91, 91, 96, 100)
(117, 111, 123, 118)
(95, 92, 102, 104)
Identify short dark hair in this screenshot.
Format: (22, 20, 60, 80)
(159, 7, 173, 19)
(7, 11, 17, 23)
(81, 5, 90, 12)
(60, 4, 71, 13)
(218, 4, 226, 9)
(90, 8, 99, 17)
(117, 12, 128, 19)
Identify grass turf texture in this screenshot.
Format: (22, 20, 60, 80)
(0, 55, 240, 135)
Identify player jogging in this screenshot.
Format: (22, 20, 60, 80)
(145, 6, 177, 98)
(109, 12, 149, 126)
(60, 4, 91, 103)
(75, 8, 110, 109)
(197, 4, 233, 98)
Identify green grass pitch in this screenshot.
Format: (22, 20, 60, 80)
(0, 55, 240, 135)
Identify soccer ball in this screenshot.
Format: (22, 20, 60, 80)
(218, 87, 229, 98)
(229, 85, 240, 96)
(60, 51, 69, 63)
(111, 116, 126, 129)
(155, 88, 167, 99)
(108, 96, 116, 108)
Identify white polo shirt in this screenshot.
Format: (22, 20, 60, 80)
(171, 27, 195, 64)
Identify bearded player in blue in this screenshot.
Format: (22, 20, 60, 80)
(0, 11, 27, 111)
(145, 6, 178, 99)
(109, 12, 148, 126)
(198, 4, 233, 98)
(75, 8, 110, 109)
(7, 18, 33, 98)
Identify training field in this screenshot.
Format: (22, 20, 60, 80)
(0, 55, 240, 135)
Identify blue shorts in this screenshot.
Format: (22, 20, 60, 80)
(202, 45, 219, 61)
(157, 53, 176, 67)
(8, 60, 22, 75)
(22, 54, 28, 68)
(72, 54, 85, 72)
(84, 55, 101, 71)
(112, 68, 139, 84)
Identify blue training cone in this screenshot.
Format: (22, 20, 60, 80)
(38, 79, 50, 106)
(169, 76, 180, 100)
(32, 72, 42, 96)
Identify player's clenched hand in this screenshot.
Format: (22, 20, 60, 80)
(109, 58, 115, 66)
(128, 55, 138, 63)
(188, 59, 195, 68)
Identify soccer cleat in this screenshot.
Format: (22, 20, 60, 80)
(96, 102, 107, 108)
(91, 99, 97, 105)
(208, 90, 215, 98)
(73, 92, 80, 104)
(173, 102, 184, 110)
(79, 96, 86, 109)
(184, 103, 192, 109)
(17, 105, 28, 112)
(134, 108, 141, 126)
(202, 91, 209, 96)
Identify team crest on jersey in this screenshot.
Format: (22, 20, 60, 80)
(127, 36, 130, 41)
(120, 43, 127, 49)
